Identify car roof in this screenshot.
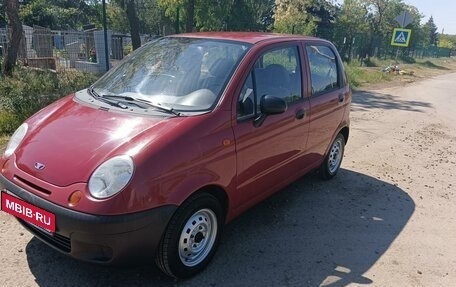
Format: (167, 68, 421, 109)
(170, 32, 321, 45)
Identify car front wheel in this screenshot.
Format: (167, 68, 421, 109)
(320, 133, 345, 180)
(155, 193, 223, 278)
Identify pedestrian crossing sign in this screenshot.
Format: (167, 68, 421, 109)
(391, 28, 412, 47)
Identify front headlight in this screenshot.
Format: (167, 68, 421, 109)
(4, 123, 28, 158)
(88, 155, 134, 199)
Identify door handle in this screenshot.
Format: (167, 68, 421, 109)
(295, 109, 305, 120)
(338, 94, 345, 103)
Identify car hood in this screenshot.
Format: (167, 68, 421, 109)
(14, 94, 180, 187)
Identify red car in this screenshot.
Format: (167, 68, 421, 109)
(0, 32, 350, 278)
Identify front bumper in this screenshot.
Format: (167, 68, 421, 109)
(0, 173, 177, 264)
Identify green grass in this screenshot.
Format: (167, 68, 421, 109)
(0, 135, 8, 154)
(344, 61, 393, 88)
(344, 57, 456, 89)
(417, 60, 450, 70)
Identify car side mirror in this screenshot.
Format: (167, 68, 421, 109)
(254, 95, 287, 127)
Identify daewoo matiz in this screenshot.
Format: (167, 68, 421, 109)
(0, 32, 350, 278)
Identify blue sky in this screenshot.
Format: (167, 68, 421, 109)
(335, 0, 456, 35)
(403, 0, 456, 34)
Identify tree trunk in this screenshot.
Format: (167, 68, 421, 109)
(2, 0, 23, 76)
(185, 0, 195, 33)
(125, 0, 141, 50)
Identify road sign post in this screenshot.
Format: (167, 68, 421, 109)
(392, 11, 413, 63)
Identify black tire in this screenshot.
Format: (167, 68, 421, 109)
(320, 133, 345, 180)
(155, 193, 223, 279)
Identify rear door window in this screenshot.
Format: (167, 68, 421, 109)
(306, 45, 339, 95)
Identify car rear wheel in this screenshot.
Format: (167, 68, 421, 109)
(320, 133, 345, 180)
(155, 193, 223, 278)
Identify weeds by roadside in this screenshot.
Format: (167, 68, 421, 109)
(0, 68, 98, 135)
(345, 62, 393, 88)
(344, 57, 456, 89)
(0, 135, 8, 154)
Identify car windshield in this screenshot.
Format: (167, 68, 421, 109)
(92, 37, 251, 112)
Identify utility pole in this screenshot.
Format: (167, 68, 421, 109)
(102, 0, 110, 72)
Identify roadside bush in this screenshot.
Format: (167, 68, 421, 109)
(344, 61, 393, 89)
(56, 69, 99, 95)
(344, 63, 360, 88)
(123, 44, 133, 56)
(0, 110, 21, 134)
(0, 68, 98, 134)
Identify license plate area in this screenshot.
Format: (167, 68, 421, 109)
(1, 190, 56, 233)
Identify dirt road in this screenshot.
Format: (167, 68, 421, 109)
(1, 73, 455, 286)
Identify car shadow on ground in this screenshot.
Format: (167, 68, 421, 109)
(352, 90, 432, 112)
(26, 169, 414, 287)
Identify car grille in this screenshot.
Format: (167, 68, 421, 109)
(14, 175, 51, 195)
(19, 219, 71, 253)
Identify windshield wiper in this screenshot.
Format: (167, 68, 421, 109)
(101, 94, 181, 116)
(88, 88, 128, 109)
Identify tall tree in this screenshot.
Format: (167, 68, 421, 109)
(107, 0, 164, 36)
(19, 0, 101, 30)
(184, 0, 194, 32)
(401, 4, 423, 49)
(195, 0, 230, 31)
(438, 34, 456, 50)
(2, 0, 23, 76)
(0, 2, 7, 27)
(248, 0, 275, 31)
(158, 0, 196, 33)
(274, 0, 317, 35)
(117, 0, 141, 50)
(106, 2, 130, 34)
(306, 0, 336, 39)
(360, 0, 408, 58)
(135, 0, 164, 35)
(227, 0, 255, 31)
(274, 0, 336, 36)
(422, 16, 438, 46)
(335, 0, 368, 61)
(158, 0, 275, 33)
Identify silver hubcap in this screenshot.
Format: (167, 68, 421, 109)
(328, 138, 343, 174)
(178, 209, 218, 267)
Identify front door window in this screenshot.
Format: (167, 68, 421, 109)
(237, 46, 302, 119)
